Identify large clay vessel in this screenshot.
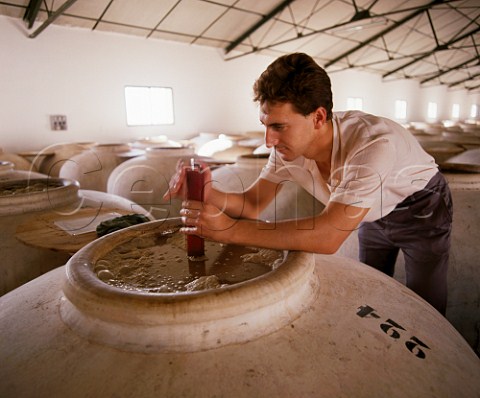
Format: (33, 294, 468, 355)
(0, 177, 150, 296)
(0, 219, 478, 397)
(130, 135, 183, 149)
(443, 147, 480, 168)
(36, 142, 96, 177)
(0, 161, 45, 181)
(107, 146, 194, 219)
(0, 147, 35, 171)
(212, 154, 321, 221)
(460, 121, 480, 135)
(187, 132, 218, 152)
(424, 122, 445, 135)
(59, 143, 130, 192)
(420, 141, 465, 164)
(441, 168, 480, 354)
(197, 134, 254, 162)
(442, 131, 480, 149)
(0, 178, 78, 295)
(337, 167, 480, 355)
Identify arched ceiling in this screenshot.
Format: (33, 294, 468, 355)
(1, 0, 479, 91)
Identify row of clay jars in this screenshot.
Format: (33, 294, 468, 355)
(6, 134, 257, 195)
(108, 151, 321, 222)
(57, 142, 186, 194)
(45, 137, 185, 177)
(0, 218, 478, 397)
(8, 138, 183, 182)
(6, 142, 196, 219)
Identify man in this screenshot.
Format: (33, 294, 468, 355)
(165, 52, 453, 315)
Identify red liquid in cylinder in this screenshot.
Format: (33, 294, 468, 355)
(186, 163, 205, 258)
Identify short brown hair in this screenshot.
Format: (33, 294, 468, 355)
(253, 53, 333, 120)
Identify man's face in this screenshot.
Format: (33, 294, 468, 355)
(259, 101, 316, 162)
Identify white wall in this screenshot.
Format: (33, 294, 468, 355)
(0, 16, 271, 152)
(1, 15, 478, 153)
(329, 68, 479, 122)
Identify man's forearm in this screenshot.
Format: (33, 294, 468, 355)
(208, 188, 260, 220)
(209, 201, 370, 254)
(217, 216, 340, 254)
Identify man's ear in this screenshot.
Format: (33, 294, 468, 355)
(313, 107, 328, 128)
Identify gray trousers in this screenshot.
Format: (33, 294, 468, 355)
(358, 172, 453, 315)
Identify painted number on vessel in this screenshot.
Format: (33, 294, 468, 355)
(356, 305, 430, 359)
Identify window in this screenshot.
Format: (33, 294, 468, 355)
(427, 102, 437, 120)
(470, 104, 478, 118)
(395, 100, 407, 120)
(451, 104, 460, 119)
(347, 97, 363, 110)
(125, 86, 174, 126)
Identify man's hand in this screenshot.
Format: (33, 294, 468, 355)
(180, 200, 238, 243)
(163, 159, 213, 201)
(163, 159, 187, 201)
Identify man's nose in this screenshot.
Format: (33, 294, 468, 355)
(265, 128, 278, 148)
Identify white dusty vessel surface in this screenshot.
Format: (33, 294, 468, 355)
(0, 219, 479, 398)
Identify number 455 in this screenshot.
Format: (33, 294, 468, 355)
(357, 305, 430, 359)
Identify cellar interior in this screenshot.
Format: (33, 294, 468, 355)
(1, 1, 479, 397)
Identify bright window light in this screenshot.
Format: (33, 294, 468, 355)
(451, 104, 460, 119)
(470, 104, 478, 118)
(347, 97, 363, 110)
(427, 102, 437, 119)
(125, 86, 174, 126)
(395, 100, 407, 120)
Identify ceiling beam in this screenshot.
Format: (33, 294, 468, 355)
(223, 0, 464, 63)
(28, 0, 79, 39)
(421, 55, 480, 84)
(92, 0, 115, 31)
(23, 0, 43, 29)
(448, 72, 480, 87)
(147, 0, 182, 38)
(383, 26, 480, 79)
(468, 83, 480, 91)
(225, 0, 295, 54)
(325, 0, 444, 68)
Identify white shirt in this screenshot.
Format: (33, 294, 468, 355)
(259, 111, 438, 222)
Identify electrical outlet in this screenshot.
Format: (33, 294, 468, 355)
(50, 115, 68, 131)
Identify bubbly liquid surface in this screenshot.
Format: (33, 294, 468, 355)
(94, 230, 283, 293)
